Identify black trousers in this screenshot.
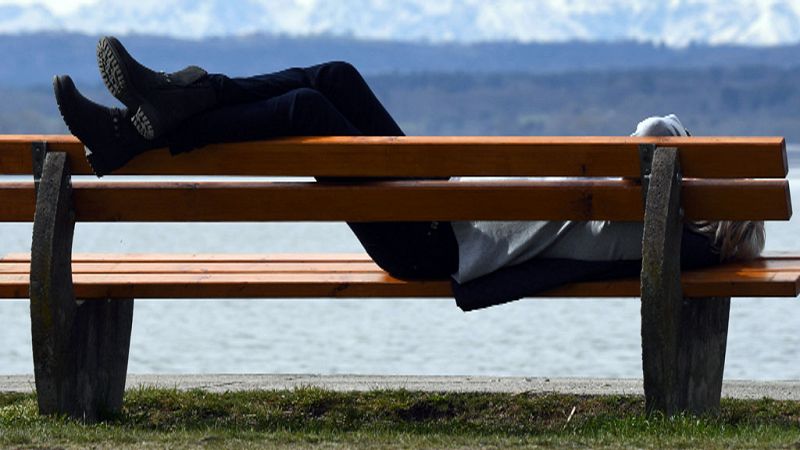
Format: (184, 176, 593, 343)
(166, 62, 459, 280)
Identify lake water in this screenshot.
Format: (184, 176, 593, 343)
(1, 147, 799, 379)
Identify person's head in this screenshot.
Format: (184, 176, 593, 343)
(691, 221, 766, 261)
(633, 115, 764, 261)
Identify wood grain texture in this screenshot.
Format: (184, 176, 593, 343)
(4, 257, 800, 275)
(0, 179, 788, 222)
(1, 256, 799, 299)
(0, 262, 385, 274)
(6, 252, 800, 267)
(68, 179, 793, 221)
(0, 181, 36, 220)
(0, 252, 374, 262)
(0, 135, 787, 178)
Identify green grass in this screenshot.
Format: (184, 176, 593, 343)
(0, 388, 798, 449)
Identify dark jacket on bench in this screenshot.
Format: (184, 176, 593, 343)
(451, 226, 718, 311)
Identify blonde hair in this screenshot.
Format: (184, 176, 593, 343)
(689, 221, 766, 262)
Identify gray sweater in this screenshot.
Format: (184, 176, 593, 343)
(451, 114, 690, 283)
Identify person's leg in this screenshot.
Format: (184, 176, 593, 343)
(210, 61, 403, 136)
(167, 87, 458, 280)
(88, 39, 456, 278)
(95, 37, 398, 138)
(348, 220, 459, 280)
(302, 62, 404, 136)
(167, 87, 361, 152)
(209, 68, 315, 106)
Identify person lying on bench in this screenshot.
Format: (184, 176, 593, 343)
(52, 36, 766, 310)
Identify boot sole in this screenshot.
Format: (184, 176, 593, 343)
(52, 76, 108, 177)
(97, 37, 163, 140)
(132, 107, 156, 140)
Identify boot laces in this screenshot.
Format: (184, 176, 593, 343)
(109, 108, 125, 138)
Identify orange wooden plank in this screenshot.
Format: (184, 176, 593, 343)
(683, 179, 793, 221)
(62, 262, 800, 298)
(543, 272, 800, 298)
(0, 261, 384, 274)
(0, 253, 374, 263)
(66, 179, 639, 221)
(0, 135, 787, 178)
(0, 135, 90, 174)
(6, 253, 799, 267)
(68, 179, 791, 222)
(1, 261, 799, 298)
(686, 258, 800, 272)
(0, 181, 35, 221)
(0, 178, 790, 222)
(4, 256, 800, 276)
(0, 272, 454, 299)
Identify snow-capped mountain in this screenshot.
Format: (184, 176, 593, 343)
(0, 4, 59, 33)
(3, 0, 800, 46)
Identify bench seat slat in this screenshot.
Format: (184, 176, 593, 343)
(0, 179, 790, 221)
(4, 251, 789, 263)
(0, 135, 788, 178)
(0, 252, 373, 263)
(1, 255, 798, 299)
(0, 272, 795, 298)
(4, 257, 800, 275)
(0, 262, 384, 274)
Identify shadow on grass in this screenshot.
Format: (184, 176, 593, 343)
(1, 388, 798, 449)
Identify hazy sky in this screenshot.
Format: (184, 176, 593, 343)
(0, 0, 93, 14)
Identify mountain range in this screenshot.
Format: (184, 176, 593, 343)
(2, 33, 799, 89)
(2, 0, 800, 46)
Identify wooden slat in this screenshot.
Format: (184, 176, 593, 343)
(0, 269, 797, 299)
(543, 271, 800, 298)
(66, 179, 644, 221)
(1, 255, 799, 299)
(0, 135, 89, 175)
(683, 179, 793, 221)
(0, 181, 35, 221)
(0, 179, 790, 222)
(0, 135, 788, 178)
(0, 252, 374, 263)
(3, 256, 800, 275)
(66, 179, 794, 221)
(0, 262, 384, 274)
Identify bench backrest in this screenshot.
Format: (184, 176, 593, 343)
(0, 135, 791, 222)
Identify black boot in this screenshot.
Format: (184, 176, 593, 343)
(53, 75, 164, 177)
(96, 36, 218, 140)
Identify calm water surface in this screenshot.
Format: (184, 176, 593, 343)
(1, 147, 798, 379)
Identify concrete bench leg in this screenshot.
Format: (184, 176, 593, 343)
(674, 296, 731, 414)
(639, 146, 730, 416)
(642, 295, 731, 416)
(29, 151, 133, 422)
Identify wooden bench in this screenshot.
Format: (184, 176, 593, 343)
(0, 134, 796, 422)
